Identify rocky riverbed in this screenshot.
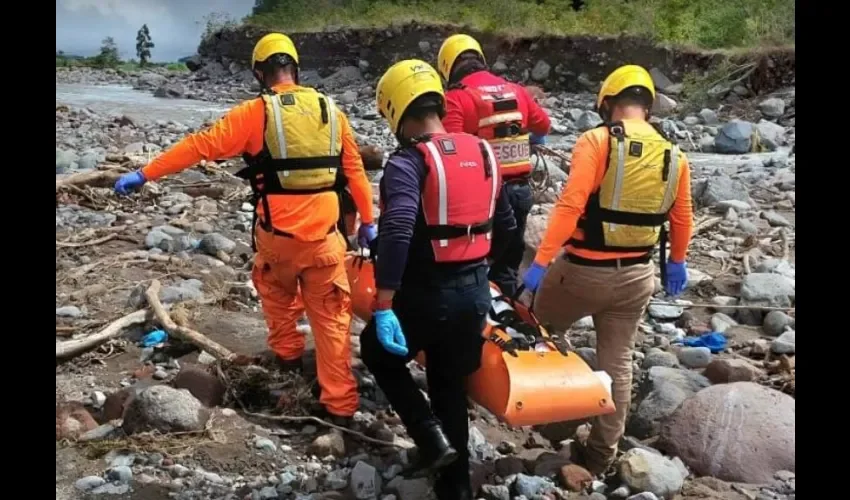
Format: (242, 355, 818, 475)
(56, 61, 795, 500)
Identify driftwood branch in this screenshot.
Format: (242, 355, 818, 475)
(56, 234, 117, 248)
(145, 280, 235, 361)
(55, 309, 150, 360)
(56, 170, 122, 191)
(243, 410, 403, 447)
(649, 300, 793, 313)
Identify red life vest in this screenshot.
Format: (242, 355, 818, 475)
(415, 132, 502, 263)
(457, 82, 532, 178)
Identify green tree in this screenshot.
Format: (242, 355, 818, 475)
(136, 24, 155, 66)
(93, 36, 120, 68)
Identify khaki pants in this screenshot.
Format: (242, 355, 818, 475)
(533, 256, 655, 471)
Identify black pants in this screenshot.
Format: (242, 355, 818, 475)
(488, 180, 534, 297)
(361, 266, 490, 499)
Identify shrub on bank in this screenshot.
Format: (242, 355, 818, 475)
(248, 0, 795, 50)
(55, 54, 189, 73)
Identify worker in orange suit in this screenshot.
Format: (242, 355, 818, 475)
(521, 65, 694, 475)
(113, 33, 376, 426)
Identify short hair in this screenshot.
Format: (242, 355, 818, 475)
(449, 51, 487, 83)
(401, 93, 446, 123)
(608, 86, 653, 109)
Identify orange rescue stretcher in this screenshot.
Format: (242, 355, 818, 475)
(345, 255, 616, 427)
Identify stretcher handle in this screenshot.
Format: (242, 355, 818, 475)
(510, 284, 537, 318)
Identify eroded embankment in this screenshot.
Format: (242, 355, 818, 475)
(196, 22, 794, 93)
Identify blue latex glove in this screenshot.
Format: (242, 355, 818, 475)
(358, 223, 378, 249)
(530, 133, 546, 146)
(374, 309, 408, 356)
(522, 262, 548, 293)
(675, 332, 727, 353)
(665, 260, 688, 296)
(114, 170, 147, 196)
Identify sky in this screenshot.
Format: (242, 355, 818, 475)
(57, 0, 255, 62)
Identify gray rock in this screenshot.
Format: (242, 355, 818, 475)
(418, 40, 431, 53)
(56, 306, 84, 318)
(576, 111, 603, 131)
(481, 484, 511, 500)
(771, 330, 795, 354)
(627, 493, 660, 500)
(698, 108, 719, 125)
(698, 135, 715, 152)
(513, 473, 554, 497)
(642, 349, 679, 369)
(77, 150, 103, 170)
(145, 230, 173, 249)
(759, 98, 785, 118)
(576, 347, 598, 370)
(257, 486, 279, 499)
(91, 483, 130, 495)
(693, 175, 754, 209)
(647, 304, 683, 320)
(763, 311, 794, 336)
(160, 279, 204, 304)
(715, 200, 752, 212)
(651, 93, 677, 115)
(467, 425, 497, 461)
(660, 382, 795, 483)
(56, 148, 80, 173)
(676, 347, 712, 368)
(325, 468, 349, 489)
(487, 60, 507, 75)
(649, 68, 674, 91)
(107, 465, 133, 484)
(122, 385, 210, 434)
(628, 367, 711, 439)
(531, 60, 551, 82)
(75, 476, 106, 491)
(350, 461, 381, 499)
(199, 232, 236, 255)
(253, 436, 277, 452)
(393, 478, 434, 500)
(618, 448, 684, 499)
(740, 273, 795, 307)
(754, 258, 795, 280)
(154, 83, 185, 98)
(760, 211, 792, 227)
(755, 120, 786, 150)
(709, 313, 737, 333)
(715, 121, 756, 154)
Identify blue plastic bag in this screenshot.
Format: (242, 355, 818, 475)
(674, 332, 727, 353)
(141, 329, 168, 347)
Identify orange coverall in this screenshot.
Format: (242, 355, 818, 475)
(141, 83, 374, 417)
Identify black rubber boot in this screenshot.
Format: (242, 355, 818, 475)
(257, 351, 303, 373)
(405, 422, 459, 478)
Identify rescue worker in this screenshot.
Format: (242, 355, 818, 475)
(360, 60, 516, 500)
(521, 65, 694, 474)
(437, 34, 551, 296)
(113, 33, 376, 426)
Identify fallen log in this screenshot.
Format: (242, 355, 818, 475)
(145, 280, 236, 361)
(55, 309, 150, 360)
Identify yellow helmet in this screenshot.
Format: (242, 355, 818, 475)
(437, 34, 485, 81)
(376, 59, 445, 135)
(252, 33, 299, 68)
(596, 64, 656, 110)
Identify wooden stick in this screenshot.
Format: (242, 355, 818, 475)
(56, 234, 117, 248)
(55, 309, 150, 359)
(649, 300, 793, 312)
(145, 280, 236, 361)
(695, 216, 723, 235)
(242, 410, 402, 447)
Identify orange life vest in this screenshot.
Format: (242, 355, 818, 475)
(457, 82, 532, 178)
(414, 132, 502, 263)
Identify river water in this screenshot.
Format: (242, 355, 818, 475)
(55, 83, 230, 124)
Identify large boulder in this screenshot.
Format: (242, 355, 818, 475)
(122, 385, 210, 434)
(691, 175, 755, 209)
(660, 382, 795, 483)
(715, 120, 758, 154)
(628, 367, 711, 439)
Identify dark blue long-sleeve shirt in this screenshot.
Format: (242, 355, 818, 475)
(376, 147, 517, 290)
